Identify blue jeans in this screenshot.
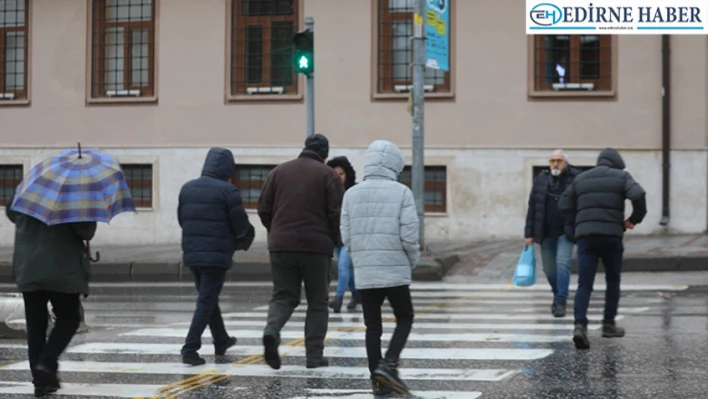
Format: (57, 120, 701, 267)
(540, 235, 574, 304)
(182, 266, 229, 356)
(334, 246, 356, 297)
(574, 236, 624, 327)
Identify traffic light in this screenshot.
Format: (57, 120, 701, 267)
(293, 29, 314, 75)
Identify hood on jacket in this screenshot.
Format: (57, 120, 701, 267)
(596, 147, 626, 170)
(201, 147, 235, 181)
(327, 156, 356, 189)
(363, 140, 404, 181)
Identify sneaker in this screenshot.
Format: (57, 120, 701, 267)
(263, 334, 281, 370)
(602, 323, 626, 338)
(372, 359, 410, 396)
(552, 302, 566, 318)
(573, 324, 590, 350)
(371, 378, 394, 398)
(328, 296, 343, 313)
(214, 337, 237, 356)
(182, 352, 206, 366)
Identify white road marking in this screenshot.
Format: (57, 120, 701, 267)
(121, 328, 573, 343)
(252, 305, 650, 314)
(220, 311, 625, 322)
(294, 389, 482, 399)
(0, 382, 165, 398)
(168, 319, 602, 331)
(0, 361, 518, 381)
(67, 343, 554, 360)
(405, 283, 688, 291)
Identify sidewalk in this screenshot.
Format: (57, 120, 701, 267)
(443, 234, 708, 282)
(0, 234, 705, 283)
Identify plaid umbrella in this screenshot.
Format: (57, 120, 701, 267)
(10, 147, 136, 226)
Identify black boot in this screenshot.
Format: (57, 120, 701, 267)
(371, 378, 394, 398)
(33, 366, 60, 397)
(214, 336, 237, 356)
(573, 324, 590, 350)
(372, 359, 410, 395)
(347, 292, 358, 309)
(328, 296, 343, 313)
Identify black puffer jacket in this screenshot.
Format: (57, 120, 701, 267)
(178, 147, 253, 269)
(524, 165, 583, 243)
(559, 148, 647, 239)
(326, 156, 356, 190)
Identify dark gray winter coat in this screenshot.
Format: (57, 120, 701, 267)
(524, 165, 583, 243)
(178, 148, 253, 269)
(559, 148, 647, 239)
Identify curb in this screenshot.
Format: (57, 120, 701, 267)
(570, 254, 708, 273)
(0, 254, 462, 283)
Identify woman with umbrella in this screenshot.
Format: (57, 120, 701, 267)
(5, 145, 135, 397)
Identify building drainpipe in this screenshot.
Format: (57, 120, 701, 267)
(660, 35, 671, 227)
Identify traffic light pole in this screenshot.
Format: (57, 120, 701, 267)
(412, 0, 426, 250)
(305, 16, 315, 138)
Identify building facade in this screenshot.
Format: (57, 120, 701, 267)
(0, 0, 706, 247)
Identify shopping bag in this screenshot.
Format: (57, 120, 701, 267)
(512, 244, 537, 287)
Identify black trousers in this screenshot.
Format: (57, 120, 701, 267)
(182, 267, 230, 356)
(359, 285, 414, 374)
(23, 291, 81, 376)
(264, 251, 330, 360)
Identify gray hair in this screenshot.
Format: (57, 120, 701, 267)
(551, 149, 568, 162)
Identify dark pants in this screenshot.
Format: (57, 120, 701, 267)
(182, 267, 229, 356)
(23, 291, 81, 376)
(264, 251, 330, 360)
(574, 235, 624, 327)
(359, 285, 414, 374)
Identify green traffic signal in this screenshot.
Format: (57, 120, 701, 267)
(293, 30, 314, 75)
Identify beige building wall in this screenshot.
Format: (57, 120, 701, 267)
(0, 0, 706, 247)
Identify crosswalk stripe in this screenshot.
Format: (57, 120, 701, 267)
(251, 305, 650, 313)
(0, 382, 165, 398)
(65, 343, 554, 360)
(220, 311, 626, 322)
(298, 389, 482, 399)
(369, 297, 664, 305)
(167, 319, 602, 331)
(0, 361, 518, 381)
(120, 328, 574, 343)
(349, 290, 667, 298)
(404, 283, 688, 291)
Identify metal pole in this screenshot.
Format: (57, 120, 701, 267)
(412, 0, 426, 250)
(305, 16, 315, 138)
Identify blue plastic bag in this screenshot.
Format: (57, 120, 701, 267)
(513, 245, 537, 287)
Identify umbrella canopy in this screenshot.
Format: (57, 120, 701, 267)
(10, 147, 136, 225)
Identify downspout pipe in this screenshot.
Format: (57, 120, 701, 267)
(660, 35, 671, 227)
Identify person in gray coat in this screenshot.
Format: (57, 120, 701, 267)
(559, 148, 647, 350)
(340, 140, 420, 397)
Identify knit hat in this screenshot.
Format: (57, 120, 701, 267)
(304, 133, 329, 160)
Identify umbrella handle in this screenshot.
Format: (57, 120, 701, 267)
(85, 240, 100, 263)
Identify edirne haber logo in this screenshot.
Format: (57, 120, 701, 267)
(526, 0, 708, 34)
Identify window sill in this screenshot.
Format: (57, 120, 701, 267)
(373, 92, 454, 101)
(134, 207, 154, 212)
(226, 93, 303, 103)
(0, 98, 30, 106)
(425, 212, 448, 217)
(87, 96, 158, 105)
(528, 90, 616, 99)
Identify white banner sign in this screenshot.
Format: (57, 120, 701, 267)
(526, 0, 708, 34)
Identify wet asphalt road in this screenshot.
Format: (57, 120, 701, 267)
(0, 280, 705, 398)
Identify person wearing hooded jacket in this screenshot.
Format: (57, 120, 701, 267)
(559, 147, 647, 350)
(178, 147, 254, 365)
(341, 140, 420, 397)
(326, 156, 360, 313)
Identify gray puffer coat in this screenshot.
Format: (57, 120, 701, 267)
(340, 140, 420, 290)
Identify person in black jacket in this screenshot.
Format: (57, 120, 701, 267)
(524, 150, 583, 318)
(326, 156, 359, 313)
(178, 147, 254, 365)
(559, 147, 647, 350)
